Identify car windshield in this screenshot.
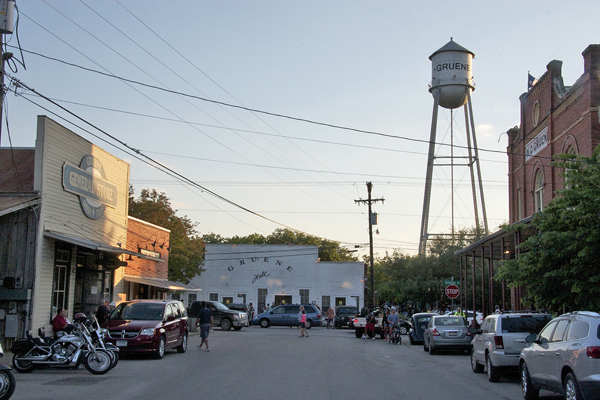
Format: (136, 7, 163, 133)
(338, 307, 357, 314)
(435, 317, 466, 326)
(111, 303, 165, 321)
(211, 301, 230, 311)
(501, 315, 551, 333)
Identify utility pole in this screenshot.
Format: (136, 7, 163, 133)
(0, 0, 15, 148)
(355, 182, 384, 307)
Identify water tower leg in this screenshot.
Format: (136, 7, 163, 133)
(419, 91, 440, 255)
(466, 91, 489, 234)
(463, 103, 481, 234)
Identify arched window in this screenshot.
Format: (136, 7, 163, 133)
(534, 169, 544, 212)
(564, 145, 577, 189)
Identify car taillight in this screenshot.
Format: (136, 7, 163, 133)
(494, 335, 504, 349)
(432, 328, 440, 336)
(587, 346, 600, 359)
(317, 314, 321, 319)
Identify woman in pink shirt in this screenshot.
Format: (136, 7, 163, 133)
(299, 310, 309, 337)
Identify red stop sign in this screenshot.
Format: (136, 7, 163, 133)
(445, 284, 460, 299)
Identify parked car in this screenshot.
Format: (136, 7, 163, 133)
(334, 306, 358, 329)
(227, 303, 249, 313)
(471, 312, 551, 382)
(520, 311, 600, 400)
(253, 304, 322, 329)
(102, 300, 188, 359)
(188, 300, 249, 331)
(423, 315, 473, 354)
(409, 312, 438, 344)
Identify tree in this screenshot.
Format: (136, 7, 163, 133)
(202, 228, 358, 262)
(497, 147, 600, 311)
(129, 187, 204, 283)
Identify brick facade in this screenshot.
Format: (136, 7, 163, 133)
(125, 216, 170, 279)
(507, 45, 600, 223)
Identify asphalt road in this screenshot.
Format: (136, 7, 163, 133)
(7, 325, 563, 400)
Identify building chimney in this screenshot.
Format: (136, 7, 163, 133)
(582, 44, 600, 72)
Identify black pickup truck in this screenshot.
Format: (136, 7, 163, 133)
(188, 300, 249, 331)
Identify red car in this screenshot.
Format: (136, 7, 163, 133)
(102, 300, 188, 359)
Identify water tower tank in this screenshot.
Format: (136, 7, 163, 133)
(429, 39, 475, 109)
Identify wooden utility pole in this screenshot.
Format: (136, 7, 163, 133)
(355, 182, 384, 307)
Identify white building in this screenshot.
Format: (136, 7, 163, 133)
(185, 244, 365, 312)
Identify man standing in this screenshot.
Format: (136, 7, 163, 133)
(197, 301, 213, 352)
(96, 300, 110, 326)
(326, 306, 335, 329)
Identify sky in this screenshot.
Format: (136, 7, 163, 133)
(3, 1, 599, 257)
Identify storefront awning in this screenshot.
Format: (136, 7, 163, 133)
(124, 275, 201, 292)
(44, 230, 164, 262)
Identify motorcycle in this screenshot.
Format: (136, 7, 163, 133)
(11, 313, 112, 375)
(85, 314, 119, 370)
(0, 343, 15, 400)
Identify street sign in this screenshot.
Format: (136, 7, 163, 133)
(444, 280, 459, 285)
(445, 284, 460, 299)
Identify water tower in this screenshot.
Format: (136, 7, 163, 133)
(418, 39, 488, 255)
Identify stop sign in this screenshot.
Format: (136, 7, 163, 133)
(445, 284, 460, 299)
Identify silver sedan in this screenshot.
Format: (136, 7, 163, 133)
(423, 315, 473, 355)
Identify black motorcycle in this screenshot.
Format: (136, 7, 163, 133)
(11, 313, 112, 375)
(0, 343, 15, 400)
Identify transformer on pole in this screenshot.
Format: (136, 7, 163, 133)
(418, 39, 488, 255)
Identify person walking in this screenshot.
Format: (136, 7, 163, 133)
(196, 301, 213, 351)
(96, 300, 110, 326)
(327, 306, 335, 329)
(299, 309, 309, 337)
(248, 302, 255, 325)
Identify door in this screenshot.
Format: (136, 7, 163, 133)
(528, 320, 557, 387)
(164, 304, 180, 347)
(284, 305, 300, 326)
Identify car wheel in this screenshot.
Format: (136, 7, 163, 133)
(487, 355, 500, 382)
(154, 336, 166, 359)
(399, 325, 408, 335)
(409, 335, 415, 345)
(176, 332, 188, 353)
(220, 318, 232, 331)
(423, 338, 429, 351)
(520, 363, 539, 400)
(306, 320, 312, 329)
(564, 372, 582, 400)
(259, 319, 270, 328)
(355, 328, 363, 338)
(471, 350, 484, 373)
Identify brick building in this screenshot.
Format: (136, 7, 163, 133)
(456, 44, 600, 314)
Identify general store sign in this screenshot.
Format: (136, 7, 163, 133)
(63, 155, 118, 219)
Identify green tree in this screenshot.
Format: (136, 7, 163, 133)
(202, 228, 358, 262)
(497, 147, 600, 311)
(129, 187, 204, 283)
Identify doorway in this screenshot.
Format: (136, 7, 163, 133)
(274, 295, 292, 306)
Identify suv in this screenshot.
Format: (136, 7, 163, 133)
(188, 300, 249, 331)
(334, 306, 358, 329)
(520, 311, 600, 400)
(471, 312, 551, 382)
(253, 304, 322, 329)
(103, 300, 188, 359)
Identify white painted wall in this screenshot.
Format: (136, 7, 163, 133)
(185, 244, 364, 311)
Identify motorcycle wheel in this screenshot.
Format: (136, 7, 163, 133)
(108, 349, 119, 370)
(12, 352, 35, 373)
(84, 350, 112, 375)
(0, 369, 16, 400)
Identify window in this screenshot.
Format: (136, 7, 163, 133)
(551, 320, 570, 342)
(564, 145, 577, 189)
(209, 293, 218, 301)
(534, 169, 544, 212)
(322, 296, 330, 313)
(52, 248, 71, 317)
(517, 188, 523, 220)
(532, 101, 540, 127)
(299, 289, 309, 304)
(538, 321, 556, 344)
(187, 293, 197, 306)
(222, 297, 233, 305)
(568, 321, 590, 340)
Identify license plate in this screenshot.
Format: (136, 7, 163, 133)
(116, 340, 128, 347)
(448, 332, 458, 337)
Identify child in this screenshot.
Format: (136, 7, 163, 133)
(299, 310, 309, 337)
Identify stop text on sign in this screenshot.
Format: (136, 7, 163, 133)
(445, 285, 460, 299)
